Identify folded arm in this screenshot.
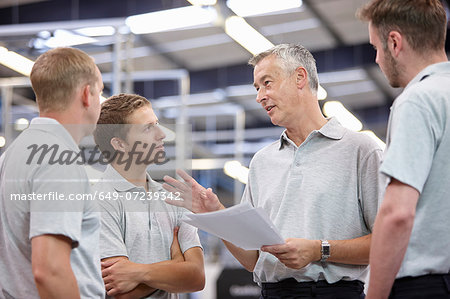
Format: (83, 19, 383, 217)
(102, 227, 205, 297)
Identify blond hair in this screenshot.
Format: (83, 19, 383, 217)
(30, 47, 99, 112)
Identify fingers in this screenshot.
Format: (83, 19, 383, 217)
(172, 227, 179, 241)
(261, 244, 289, 255)
(163, 175, 190, 191)
(176, 169, 195, 185)
(162, 183, 186, 198)
(101, 258, 119, 269)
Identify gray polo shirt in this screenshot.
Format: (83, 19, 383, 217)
(241, 117, 383, 284)
(0, 117, 104, 298)
(93, 165, 202, 299)
(380, 62, 450, 278)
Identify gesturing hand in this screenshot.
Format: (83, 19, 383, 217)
(261, 238, 321, 269)
(162, 169, 224, 213)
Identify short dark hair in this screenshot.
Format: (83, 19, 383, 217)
(93, 93, 151, 156)
(358, 0, 447, 52)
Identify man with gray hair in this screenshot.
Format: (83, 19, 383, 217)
(163, 43, 383, 298)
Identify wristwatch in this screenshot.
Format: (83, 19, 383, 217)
(320, 240, 330, 262)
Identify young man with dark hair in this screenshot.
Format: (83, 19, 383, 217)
(93, 93, 204, 299)
(358, 1, 450, 298)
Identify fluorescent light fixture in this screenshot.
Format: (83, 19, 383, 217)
(322, 101, 363, 132)
(187, 0, 217, 5)
(227, 0, 302, 17)
(224, 160, 249, 184)
(318, 85, 327, 100)
(74, 26, 116, 37)
(0, 136, 5, 148)
(45, 29, 97, 48)
(14, 118, 30, 131)
(225, 16, 274, 55)
(126, 6, 217, 34)
(361, 130, 386, 150)
(0, 47, 34, 76)
(191, 158, 221, 170)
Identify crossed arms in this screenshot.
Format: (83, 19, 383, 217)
(101, 228, 205, 299)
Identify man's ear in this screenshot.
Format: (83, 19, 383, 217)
(388, 30, 403, 57)
(295, 67, 308, 90)
(110, 137, 127, 152)
(81, 84, 91, 108)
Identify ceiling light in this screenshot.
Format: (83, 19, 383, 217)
(225, 16, 274, 55)
(187, 0, 217, 5)
(45, 29, 97, 48)
(14, 118, 30, 131)
(0, 47, 34, 76)
(126, 6, 217, 34)
(361, 130, 386, 150)
(0, 136, 6, 148)
(227, 0, 302, 17)
(74, 26, 116, 37)
(224, 160, 249, 184)
(322, 101, 363, 131)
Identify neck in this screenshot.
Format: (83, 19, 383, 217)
(401, 50, 448, 87)
(112, 161, 149, 191)
(285, 97, 327, 146)
(40, 109, 85, 144)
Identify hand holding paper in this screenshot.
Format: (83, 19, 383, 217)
(182, 202, 285, 250)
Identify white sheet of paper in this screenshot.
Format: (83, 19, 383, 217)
(182, 202, 285, 250)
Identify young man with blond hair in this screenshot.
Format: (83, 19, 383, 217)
(93, 93, 204, 299)
(358, 1, 450, 298)
(0, 47, 104, 298)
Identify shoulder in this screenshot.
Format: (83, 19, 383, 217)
(251, 139, 280, 163)
(339, 129, 383, 161)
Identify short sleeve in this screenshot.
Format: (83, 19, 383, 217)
(98, 198, 128, 259)
(177, 209, 202, 253)
(29, 163, 89, 248)
(380, 102, 436, 193)
(359, 148, 383, 231)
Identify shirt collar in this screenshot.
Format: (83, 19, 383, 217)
(405, 61, 450, 90)
(101, 165, 160, 193)
(279, 117, 345, 150)
(29, 117, 79, 151)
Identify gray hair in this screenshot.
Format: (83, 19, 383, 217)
(248, 44, 319, 95)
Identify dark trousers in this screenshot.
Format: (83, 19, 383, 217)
(260, 278, 365, 299)
(389, 273, 450, 299)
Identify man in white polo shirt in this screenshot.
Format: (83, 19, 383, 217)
(93, 93, 204, 299)
(0, 47, 105, 298)
(163, 44, 383, 298)
(359, 0, 450, 298)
